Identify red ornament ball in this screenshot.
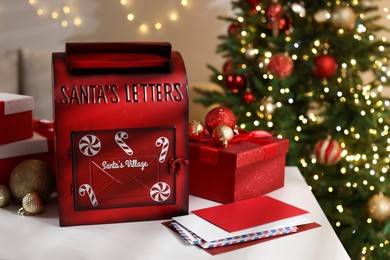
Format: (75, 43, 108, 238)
(267, 53, 294, 79)
(243, 92, 256, 104)
(245, 0, 261, 8)
(267, 3, 283, 22)
(267, 3, 284, 37)
(223, 74, 246, 93)
(313, 54, 337, 78)
(267, 16, 292, 36)
(212, 125, 234, 148)
(278, 16, 293, 34)
(228, 23, 242, 37)
(315, 137, 343, 166)
(223, 60, 234, 74)
(245, 0, 261, 13)
(188, 120, 205, 141)
(205, 106, 236, 135)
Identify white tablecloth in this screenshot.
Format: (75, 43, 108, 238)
(0, 167, 350, 260)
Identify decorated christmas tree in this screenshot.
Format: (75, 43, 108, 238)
(195, 0, 390, 258)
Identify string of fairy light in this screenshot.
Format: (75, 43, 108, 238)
(216, 1, 389, 256)
(27, 0, 82, 28)
(25, 0, 190, 31)
(120, 0, 189, 34)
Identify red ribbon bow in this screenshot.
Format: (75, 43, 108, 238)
(33, 119, 54, 139)
(230, 130, 272, 144)
(197, 129, 273, 146)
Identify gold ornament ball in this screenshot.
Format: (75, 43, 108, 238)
(20, 192, 44, 215)
(259, 96, 276, 116)
(188, 120, 205, 141)
(367, 194, 390, 222)
(9, 159, 54, 202)
(212, 125, 234, 148)
(0, 184, 11, 207)
(331, 6, 356, 30)
(314, 9, 330, 23)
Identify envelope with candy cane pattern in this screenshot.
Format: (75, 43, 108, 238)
(71, 127, 176, 211)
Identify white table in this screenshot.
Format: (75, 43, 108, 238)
(0, 167, 350, 260)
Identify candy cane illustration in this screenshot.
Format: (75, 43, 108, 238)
(79, 135, 101, 156)
(78, 184, 98, 207)
(115, 131, 133, 156)
(155, 137, 169, 163)
(150, 182, 171, 202)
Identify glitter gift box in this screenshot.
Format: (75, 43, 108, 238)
(0, 120, 55, 185)
(0, 93, 34, 144)
(189, 135, 289, 203)
(52, 42, 189, 226)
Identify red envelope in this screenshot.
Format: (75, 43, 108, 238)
(192, 196, 309, 232)
(84, 155, 160, 209)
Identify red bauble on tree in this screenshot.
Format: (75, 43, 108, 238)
(228, 23, 242, 38)
(313, 54, 337, 78)
(267, 3, 283, 23)
(222, 60, 246, 93)
(245, 0, 261, 13)
(315, 137, 343, 166)
(279, 17, 292, 34)
(267, 15, 292, 36)
(267, 53, 294, 79)
(223, 60, 234, 74)
(243, 91, 256, 104)
(267, 3, 283, 37)
(223, 74, 246, 93)
(205, 106, 236, 135)
(245, 0, 261, 8)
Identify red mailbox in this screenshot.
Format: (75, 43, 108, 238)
(52, 42, 189, 226)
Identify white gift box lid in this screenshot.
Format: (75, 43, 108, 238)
(0, 132, 49, 159)
(0, 93, 34, 116)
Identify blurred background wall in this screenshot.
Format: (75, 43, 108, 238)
(0, 0, 234, 83)
(0, 0, 389, 120)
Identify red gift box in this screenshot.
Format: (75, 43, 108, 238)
(189, 134, 289, 203)
(52, 42, 189, 226)
(0, 93, 34, 144)
(0, 120, 55, 185)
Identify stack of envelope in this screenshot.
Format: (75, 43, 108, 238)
(165, 196, 320, 255)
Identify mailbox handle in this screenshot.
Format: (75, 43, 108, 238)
(65, 42, 172, 71)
